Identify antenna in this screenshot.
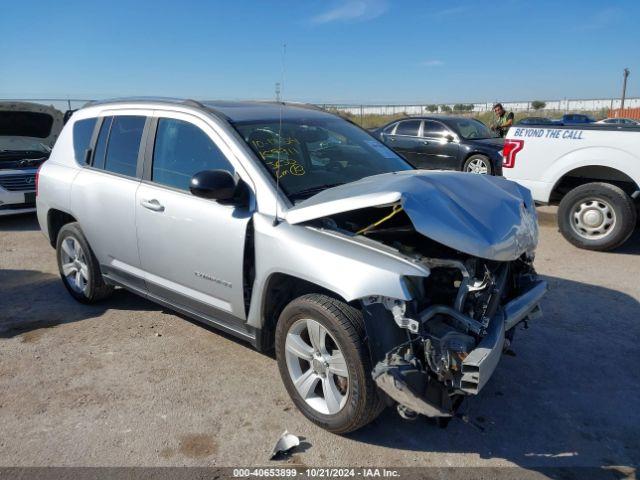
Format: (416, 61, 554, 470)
(273, 42, 286, 226)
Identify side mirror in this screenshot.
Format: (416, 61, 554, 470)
(190, 170, 237, 202)
(445, 134, 455, 143)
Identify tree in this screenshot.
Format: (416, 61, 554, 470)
(440, 105, 452, 112)
(426, 104, 438, 113)
(453, 103, 466, 112)
(531, 100, 546, 110)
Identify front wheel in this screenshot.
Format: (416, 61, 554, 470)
(557, 182, 637, 251)
(463, 154, 493, 175)
(275, 294, 384, 433)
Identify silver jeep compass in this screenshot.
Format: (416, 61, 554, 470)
(36, 98, 546, 433)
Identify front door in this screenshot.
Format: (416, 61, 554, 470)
(415, 120, 460, 170)
(135, 113, 252, 331)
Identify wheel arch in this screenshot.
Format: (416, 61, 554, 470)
(550, 165, 639, 204)
(254, 272, 350, 352)
(47, 209, 77, 247)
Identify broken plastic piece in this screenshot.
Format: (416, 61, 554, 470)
(270, 430, 300, 459)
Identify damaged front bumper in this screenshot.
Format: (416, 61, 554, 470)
(371, 278, 547, 418)
(460, 279, 546, 394)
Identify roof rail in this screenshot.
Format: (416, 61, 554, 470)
(182, 99, 207, 109)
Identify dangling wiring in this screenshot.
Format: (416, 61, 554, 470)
(356, 204, 404, 235)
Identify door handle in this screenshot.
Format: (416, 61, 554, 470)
(140, 199, 165, 212)
(421, 140, 430, 145)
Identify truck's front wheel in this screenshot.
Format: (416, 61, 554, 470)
(558, 182, 637, 251)
(275, 294, 384, 433)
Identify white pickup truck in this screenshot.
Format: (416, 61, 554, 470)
(503, 124, 640, 251)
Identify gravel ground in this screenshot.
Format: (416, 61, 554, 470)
(0, 209, 638, 473)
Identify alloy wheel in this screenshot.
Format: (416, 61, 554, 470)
(466, 158, 489, 174)
(60, 237, 90, 294)
(284, 318, 349, 415)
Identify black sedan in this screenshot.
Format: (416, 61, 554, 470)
(516, 116, 556, 125)
(371, 116, 503, 175)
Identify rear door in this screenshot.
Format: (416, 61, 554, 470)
(134, 111, 253, 332)
(70, 113, 149, 291)
(383, 119, 422, 165)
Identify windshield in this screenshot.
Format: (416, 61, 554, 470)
(234, 117, 412, 200)
(448, 118, 496, 139)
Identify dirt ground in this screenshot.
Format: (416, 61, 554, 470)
(0, 208, 638, 473)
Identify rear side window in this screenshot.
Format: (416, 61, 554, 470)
(103, 116, 146, 177)
(72, 118, 97, 164)
(395, 120, 420, 136)
(152, 118, 233, 191)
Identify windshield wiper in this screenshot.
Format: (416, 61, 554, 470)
(0, 149, 47, 154)
(289, 183, 344, 200)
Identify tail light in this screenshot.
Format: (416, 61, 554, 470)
(35, 162, 44, 196)
(502, 139, 524, 168)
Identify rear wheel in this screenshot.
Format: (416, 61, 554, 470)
(56, 222, 113, 303)
(557, 182, 636, 251)
(275, 294, 384, 433)
(463, 154, 493, 175)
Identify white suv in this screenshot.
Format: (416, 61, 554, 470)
(36, 98, 545, 433)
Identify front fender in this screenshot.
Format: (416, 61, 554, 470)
(246, 213, 430, 329)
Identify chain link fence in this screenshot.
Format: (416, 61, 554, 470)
(3, 96, 638, 128)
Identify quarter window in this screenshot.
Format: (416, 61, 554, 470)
(73, 118, 97, 164)
(152, 118, 233, 191)
(383, 123, 397, 134)
(394, 120, 420, 137)
(103, 116, 146, 177)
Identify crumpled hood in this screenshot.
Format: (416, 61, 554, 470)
(284, 170, 538, 261)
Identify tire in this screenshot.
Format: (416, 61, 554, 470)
(557, 182, 637, 251)
(56, 222, 114, 303)
(275, 294, 384, 433)
(463, 154, 493, 175)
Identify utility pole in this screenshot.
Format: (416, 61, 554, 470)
(620, 68, 630, 110)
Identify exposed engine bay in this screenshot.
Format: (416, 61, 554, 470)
(310, 203, 547, 421)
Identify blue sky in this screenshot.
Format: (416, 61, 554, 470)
(1, 0, 639, 104)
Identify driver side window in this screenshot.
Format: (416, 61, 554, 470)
(421, 120, 448, 138)
(152, 118, 234, 191)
